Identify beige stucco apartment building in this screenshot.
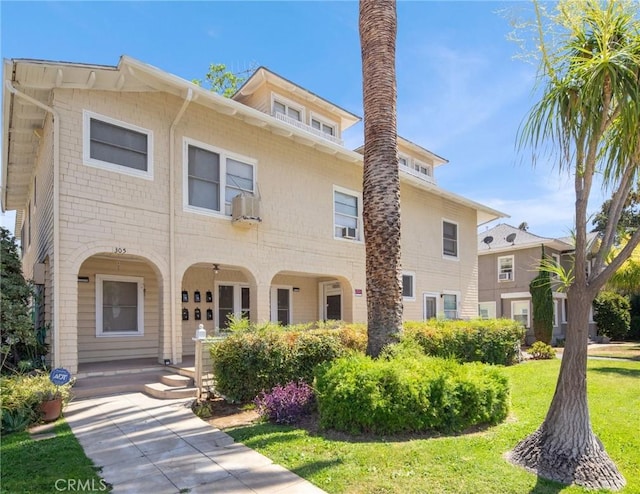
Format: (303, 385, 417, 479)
(2, 56, 504, 373)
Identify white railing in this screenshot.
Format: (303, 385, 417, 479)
(399, 162, 437, 185)
(272, 112, 344, 146)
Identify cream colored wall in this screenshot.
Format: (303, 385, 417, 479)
(400, 183, 479, 320)
(40, 86, 482, 370)
(77, 257, 160, 363)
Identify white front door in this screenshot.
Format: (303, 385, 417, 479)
(512, 300, 530, 328)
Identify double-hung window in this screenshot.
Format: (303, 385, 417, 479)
(96, 274, 144, 336)
(442, 220, 458, 258)
(334, 187, 361, 241)
(83, 111, 153, 179)
(443, 293, 458, 319)
(498, 256, 514, 281)
(185, 140, 256, 216)
(402, 273, 415, 300)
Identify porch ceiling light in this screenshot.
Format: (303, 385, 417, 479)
(213, 264, 220, 274)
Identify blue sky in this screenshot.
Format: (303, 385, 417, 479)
(0, 1, 607, 238)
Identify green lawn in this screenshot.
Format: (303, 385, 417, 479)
(227, 359, 640, 494)
(0, 420, 109, 494)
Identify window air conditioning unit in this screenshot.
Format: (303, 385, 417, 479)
(231, 193, 261, 225)
(341, 227, 357, 239)
(499, 272, 512, 281)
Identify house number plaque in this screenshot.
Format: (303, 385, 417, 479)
(113, 247, 127, 254)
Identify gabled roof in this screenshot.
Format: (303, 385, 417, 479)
(233, 66, 361, 131)
(353, 136, 448, 168)
(478, 223, 575, 255)
(2, 56, 506, 226)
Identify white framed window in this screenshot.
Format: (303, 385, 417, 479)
(498, 255, 514, 282)
(216, 283, 250, 329)
(442, 291, 459, 319)
(184, 138, 256, 217)
(271, 93, 304, 122)
(333, 185, 362, 241)
(96, 274, 144, 337)
(478, 301, 496, 319)
(310, 113, 337, 137)
(402, 272, 415, 300)
(83, 110, 153, 180)
(423, 292, 439, 320)
(271, 286, 292, 326)
(511, 300, 530, 328)
(551, 253, 561, 279)
(414, 160, 433, 177)
(398, 155, 410, 168)
(442, 220, 458, 259)
(553, 300, 559, 327)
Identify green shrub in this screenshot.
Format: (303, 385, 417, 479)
(402, 319, 524, 365)
(315, 351, 510, 434)
(209, 324, 366, 403)
(1, 372, 72, 433)
(593, 291, 631, 341)
(528, 341, 556, 360)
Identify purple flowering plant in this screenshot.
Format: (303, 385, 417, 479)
(254, 381, 315, 424)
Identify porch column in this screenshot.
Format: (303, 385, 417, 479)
(250, 279, 272, 324)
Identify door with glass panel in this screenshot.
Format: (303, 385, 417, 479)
(271, 287, 291, 326)
(217, 285, 250, 330)
(423, 293, 438, 320)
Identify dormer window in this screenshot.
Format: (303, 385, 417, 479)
(273, 99, 302, 122)
(311, 118, 335, 137)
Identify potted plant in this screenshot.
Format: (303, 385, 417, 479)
(33, 372, 72, 422)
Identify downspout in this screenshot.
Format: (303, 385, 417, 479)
(169, 88, 193, 364)
(5, 80, 61, 368)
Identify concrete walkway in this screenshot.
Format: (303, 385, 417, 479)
(65, 393, 326, 494)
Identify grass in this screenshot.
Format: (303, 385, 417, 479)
(587, 342, 640, 360)
(226, 359, 640, 494)
(0, 420, 109, 494)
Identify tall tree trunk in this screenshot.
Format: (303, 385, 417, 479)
(359, 0, 402, 358)
(508, 285, 626, 489)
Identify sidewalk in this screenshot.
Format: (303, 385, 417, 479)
(65, 393, 326, 494)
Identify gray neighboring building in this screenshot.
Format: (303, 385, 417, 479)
(478, 223, 598, 345)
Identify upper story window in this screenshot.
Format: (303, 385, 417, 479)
(442, 220, 458, 258)
(311, 117, 336, 137)
(272, 96, 303, 122)
(185, 139, 256, 216)
(402, 273, 415, 300)
(334, 186, 361, 241)
(83, 111, 153, 180)
(498, 255, 514, 281)
(551, 253, 561, 280)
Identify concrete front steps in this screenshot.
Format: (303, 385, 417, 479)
(72, 370, 197, 400)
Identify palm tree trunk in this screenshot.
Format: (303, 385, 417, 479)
(508, 285, 626, 489)
(359, 0, 403, 357)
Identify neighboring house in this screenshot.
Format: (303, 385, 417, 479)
(2, 56, 505, 374)
(477, 223, 598, 344)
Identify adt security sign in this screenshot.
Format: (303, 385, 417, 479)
(50, 368, 71, 386)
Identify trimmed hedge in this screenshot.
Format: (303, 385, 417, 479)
(209, 324, 366, 402)
(402, 319, 524, 365)
(315, 351, 510, 434)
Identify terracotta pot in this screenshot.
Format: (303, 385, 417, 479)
(39, 398, 62, 422)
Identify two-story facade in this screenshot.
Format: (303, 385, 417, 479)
(478, 223, 598, 344)
(2, 56, 504, 374)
